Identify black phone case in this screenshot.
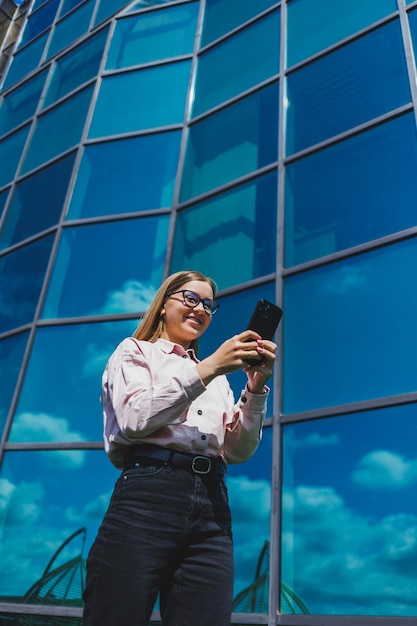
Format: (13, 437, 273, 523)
(245, 299, 282, 365)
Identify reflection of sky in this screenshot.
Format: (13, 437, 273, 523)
(282, 404, 417, 615)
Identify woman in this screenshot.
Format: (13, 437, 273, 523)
(83, 270, 276, 626)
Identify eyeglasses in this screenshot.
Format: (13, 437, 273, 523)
(167, 290, 219, 315)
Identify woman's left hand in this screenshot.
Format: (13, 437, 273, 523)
(244, 339, 277, 394)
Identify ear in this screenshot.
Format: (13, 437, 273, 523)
(160, 308, 166, 319)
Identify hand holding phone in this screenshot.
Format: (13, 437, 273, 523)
(244, 299, 282, 365)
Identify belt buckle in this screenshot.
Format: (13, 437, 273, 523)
(192, 455, 211, 474)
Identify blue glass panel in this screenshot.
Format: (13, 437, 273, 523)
(0, 332, 29, 436)
(282, 404, 417, 615)
(67, 131, 181, 219)
(89, 61, 191, 137)
(286, 21, 411, 154)
(283, 238, 417, 414)
(0, 450, 118, 599)
(43, 28, 108, 108)
(193, 10, 280, 117)
(41, 216, 169, 318)
(0, 125, 29, 188)
(21, 85, 93, 174)
(0, 235, 54, 333)
(285, 113, 417, 266)
(0, 188, 9, 220)
(287, 0, 398, 66)
(126, 0, 177, 11)
(106, 2, 198, 69)
(0, 70, 47, 138)
(408, 7, 417, 59)
(46, 0, 95, 59)
(0, 153, 76, 249)
(2, 32, 48, 90)
(10, 319, 136, 442)
(19, 0, 60, 47)
(60, 0, 86, 18)
(199, 282, 276, 412)
(180, 82, 278, 201)
(201, 0, 276, 46)
(94, 0, 132, 26)
(171, 172, 277, 290)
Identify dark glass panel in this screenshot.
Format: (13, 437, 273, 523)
(21, 85, 93, 174)
(0, 70, 47, 137)
(0, 450, 118, 600)
(286, 21, 411, 154)
(285, 113, 417, 266)
(408, 7, 417, 60)
(41, 216, 169, 318)
(201, 0, 276, 46)
(0, 153, 76, 249)
(19, 0, 60, 47)
(0, 331, 28, 436)
(2, 32, 48, 90)
(287, 0, 398, 66)
(193, 10, 280, 117)
(0, 125, 30, 188)
(0, 188, 9, 219)
(67, 131, 181, 219)
(60, 0, 87, 18)
(180, 82, 278, 201)
(9, 319, 137, 442)
(88, 61, 191, 137)
(43, 28, 108, 108)
(172, 172, 277, 290)
(199, 282, 276, 412)
(282, 405, 417, 615)
(283, 238, 417, 413)
(106, 2, 198, 69)
(94, 0, 135, 26)
(0, 234, 54, 333)
(46, 0, 95, 59)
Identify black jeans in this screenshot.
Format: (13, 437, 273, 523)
(82, 464, 234, 626)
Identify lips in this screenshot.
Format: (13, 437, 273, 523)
(186, 316, 203, 326)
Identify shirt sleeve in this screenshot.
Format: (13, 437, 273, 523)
(222, 384, 269, 464)
(103, 339, 206, 445)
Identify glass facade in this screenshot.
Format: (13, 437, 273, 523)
(1, 0, 417, 624)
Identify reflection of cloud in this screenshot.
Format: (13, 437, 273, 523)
(81, 342, 115, 378)
(319, 265, 369, 296)
(352, 450, 417, 489)
(282, 484, 417, 615)
(65, 489, 112, 525)
(287, 431, 340, 450)
(12, 412, 87, 468)
(101, 279, 156, 314)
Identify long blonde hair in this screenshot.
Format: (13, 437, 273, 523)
(132, 271, 217, 353)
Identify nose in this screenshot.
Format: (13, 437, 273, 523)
(193, 301, 206, 313)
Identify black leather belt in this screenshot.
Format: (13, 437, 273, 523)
(124, 444, 227, 476)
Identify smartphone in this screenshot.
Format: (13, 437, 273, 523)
(244, 299, 283, 365)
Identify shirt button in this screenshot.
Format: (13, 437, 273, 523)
(241, 396, 247, 403)
(201, 435, 207, 440)
(197, 409, 203, 415)
(182, 354, 188, 359)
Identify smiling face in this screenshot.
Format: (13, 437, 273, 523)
(159, 280, 213, 349)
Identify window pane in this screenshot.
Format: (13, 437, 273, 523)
(0, 450, 118, 600)
(285, 113, 417, 266)
(67, 131, 181, 219)
(0, 153, 76, 249)
(172, 172, 277, 290)
(282, 404, 417, 615)
(60, 0, 86, 18)
(0, 189, 9, 219)
(106, 2, 198, 69)
(283, 238, 417, 413)
(201, 0, 276, 46)
(0, 70, 47, 137)
(88, 61, 191, 138)
(2, 32, 49, 90)
(0, 235, 54, 334)
(408, 7, 417, 60)
(286, 21, 411, 154)
(43, 28, 108, 108)
(94, 0, 135, 26)
(193, 10, 280, 117)
(287, 0, 398, 66)
(41, 216, 169, 318)
(180, 82, 278, 202)
(21, 85, 93, 174)
(0, 125, 30, 188)
(46, 0, 95, 59)
(9, 320, 136, 442)
(0, 332, 29, 435)
(19, 0, 60, 47)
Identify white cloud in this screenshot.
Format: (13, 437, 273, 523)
(352, 450, 417, 489)
(101, 279, 156, 314)
(287, 431, 340, 450)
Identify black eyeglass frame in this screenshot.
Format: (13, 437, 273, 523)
(167, 290, 219, 315)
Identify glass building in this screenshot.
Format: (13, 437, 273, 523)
(1, 0, 417, 624)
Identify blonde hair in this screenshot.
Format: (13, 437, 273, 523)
(132, 271, 217, 353)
